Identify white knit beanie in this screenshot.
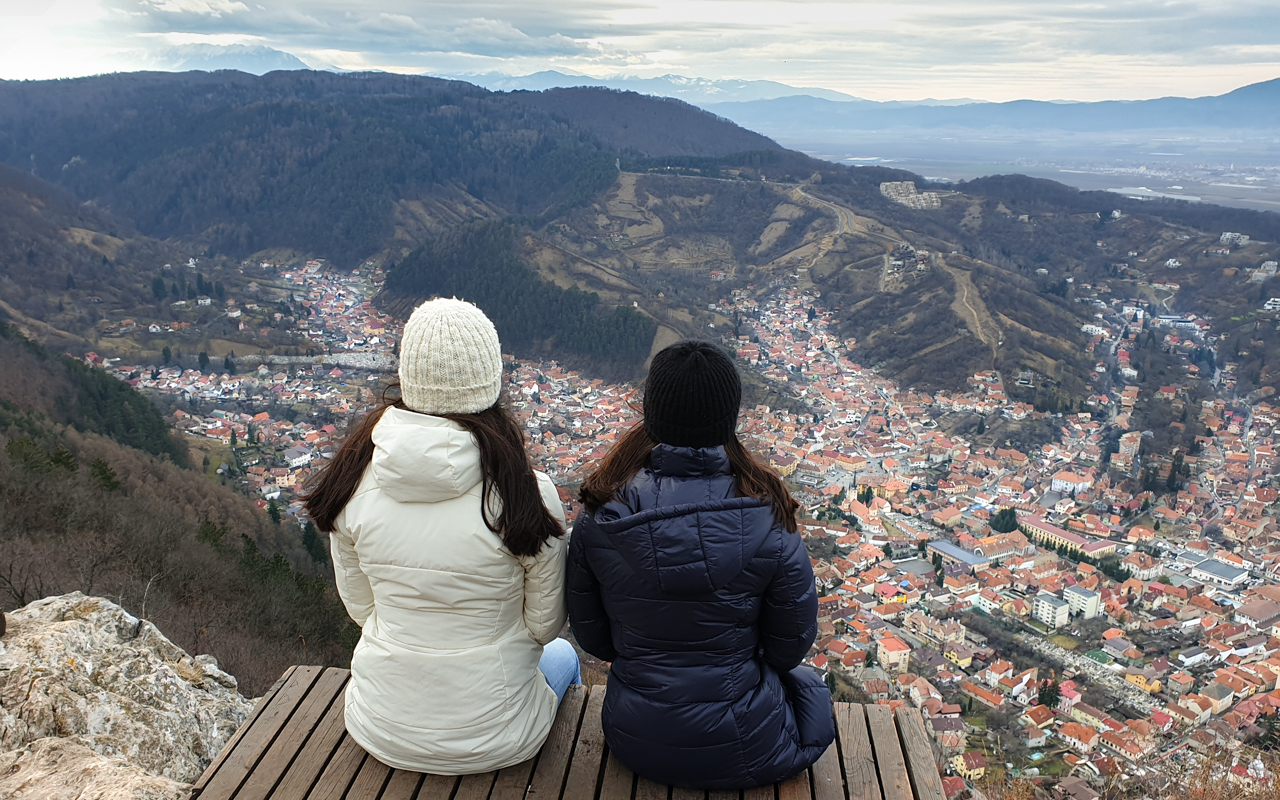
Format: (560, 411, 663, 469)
(398, 298, 503, 415)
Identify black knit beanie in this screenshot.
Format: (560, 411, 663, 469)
(644, 340, 742, 448)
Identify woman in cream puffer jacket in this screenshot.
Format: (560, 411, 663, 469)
(306, 298, 571, 775)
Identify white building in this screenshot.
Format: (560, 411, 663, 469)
(1063, 585, 1101, 619)
(1033, 592, 1071, 629)
(1191, 559, 1249, 589)
(1050, 471, 1093, 495)
(283, 447, 313, 469)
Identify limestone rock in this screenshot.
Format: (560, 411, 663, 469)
(0, 592, 255, 792)
(0, 737, 186, 800)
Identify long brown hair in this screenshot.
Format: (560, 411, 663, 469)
(579, 422, 799, 532)
(303, 389, 562, 557)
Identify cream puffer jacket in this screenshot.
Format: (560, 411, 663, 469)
(329, 406, 569, 774)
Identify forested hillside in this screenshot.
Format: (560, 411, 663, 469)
(0, 71, 782, 264)
(383, 221, 656, 375)
(0, 325, 354, 694)
(0, 322, 186, 463)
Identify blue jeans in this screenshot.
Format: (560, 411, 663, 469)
(539, 638, 582, 704)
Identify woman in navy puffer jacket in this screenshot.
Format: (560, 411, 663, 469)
(569, 340, 834, 789)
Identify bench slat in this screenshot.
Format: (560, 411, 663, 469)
(192, 666, 298, 796)
(381, 770, 426, 800)
(345, 755, 393, 800)
(835, 705, 881, 800)
(563, 686, 609, 800)
(419, 774, 464, 800)
(489, 759, 538, 800)
(671, 787, 705, 800)
(271, 679, 352, 800)
(635, 777, 670, 800)
(864, 706, 910, 800)
(235, 667, 350, 800)
(777, 770, 810, 800)
(893, 709, 944, 800)
(454, 771, 498, 800)
(304, 736, 367, 800)
(743, 785, 775, 800)
(810, 742, 843, 800)
(707, 789, 740, 800)
(198, 665, 324, 800)
(599, 752, 636, 800)
(527, 685, 587, 800)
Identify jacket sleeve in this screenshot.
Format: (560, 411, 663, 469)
(330, 516, 375, 628)
(567, 518, 617, 662)
(519, 475, 570, 646)
(759, 531, 819, 671)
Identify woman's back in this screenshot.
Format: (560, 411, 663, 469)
(334, 406, 568, 773)
(569, 444, 831, 788)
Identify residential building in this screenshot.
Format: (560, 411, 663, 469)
(877, 636, 912, 673)
(1034, 592, 1071, 629)
(1064, 585, 1101, 619)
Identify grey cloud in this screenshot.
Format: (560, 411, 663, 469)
(33, 0, 1280, 99)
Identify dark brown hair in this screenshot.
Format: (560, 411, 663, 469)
(303, 389, 562, 557)
(579, 422, 799, 532)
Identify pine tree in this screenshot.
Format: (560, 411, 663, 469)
(1038, 680, 1061, 709)
(90, 459, 121, 492)
(302, 522, 329, 564)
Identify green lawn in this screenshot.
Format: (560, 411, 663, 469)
(1049, 634, 1079, 650)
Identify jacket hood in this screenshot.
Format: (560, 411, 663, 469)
(594, 445, 775, 595)
(371, 406, 482, 503)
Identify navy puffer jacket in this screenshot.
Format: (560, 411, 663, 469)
(568, 445, 834, 789)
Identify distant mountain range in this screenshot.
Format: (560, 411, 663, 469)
(443, 70, 984, 107)
(704, 76, 1280, 133)
(145, 44, 314, 75)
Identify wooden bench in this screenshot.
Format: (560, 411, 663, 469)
(190, 666, 946, 800)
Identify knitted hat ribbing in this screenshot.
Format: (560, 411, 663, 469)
(644, 340, 742, 448)
(398, 298, 503, 415)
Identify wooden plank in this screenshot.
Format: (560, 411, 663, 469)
(810, 742, 843, 800)
(599, 753, 636, 800)
(417, 774, 462, 800)
(343, 756, 392, 800)
(707, 790, 739, 800)
(381, 770, 426, 800)
(835, 705, 881, 800)
(489, 759, 538, 800)
(894, 708, 945, 800)
(671, 788, 705, 800)
(235, 668, 351, 800)
(864, 705, 910, 800)
(777, 771, 810, 800)
(197, 665, 324, 800)
(271, 677, 353, 800)
(527, 685, 587, 800)
(741, 787, 773, 800)
(634, 778, 670, 800)
(454, 772, 497, 800)
(191, 665, 299, 796)
(303, 736, 367, 800)
(562, 686, 609, 800)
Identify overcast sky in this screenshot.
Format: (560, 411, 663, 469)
(2, 0, 1277, 101)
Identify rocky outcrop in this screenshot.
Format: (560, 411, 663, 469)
(0, 593, 256, 799)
